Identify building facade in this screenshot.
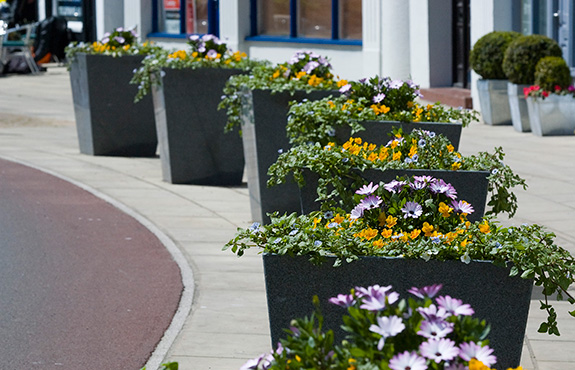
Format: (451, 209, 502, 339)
(37, 0, 575, 110)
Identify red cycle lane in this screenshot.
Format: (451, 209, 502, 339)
(0, 159, 183, 369)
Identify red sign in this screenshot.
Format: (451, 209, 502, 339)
(164, 0, 180, 10)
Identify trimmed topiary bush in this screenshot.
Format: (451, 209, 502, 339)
(502, 34, 563, 85)
(534, 56, 573, 91)
(470, 31, 521, 79)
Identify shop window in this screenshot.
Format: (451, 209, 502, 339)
(251, 0, 362, 44)
(153, 0, 218, 36)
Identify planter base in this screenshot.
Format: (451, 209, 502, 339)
(526, 95, 575, 136)
(507, 82, 531, 132)
(477, 79, 512, 125)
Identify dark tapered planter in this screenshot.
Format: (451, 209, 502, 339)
(69, 53, 158, 156)
(240, 88, 336, 224)
(300, 169, 490, 222)
(264, 254, 533, 370)
(335, 120, 463, 150)
(152, 68, 245, 185)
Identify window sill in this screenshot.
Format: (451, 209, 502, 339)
(245, 35, 362, 46)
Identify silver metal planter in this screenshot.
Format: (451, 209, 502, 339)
(526, 95, 575, 136)
(476, 79, 512, 125)
(507, 82, 531, 132)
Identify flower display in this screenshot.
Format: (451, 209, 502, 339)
(218, 50, 341, 132)
(285, 76, 479, 145)
(65, 27, 159, 63)
(131, 34, 258, 102)
(268, 129, 526, 218)
(523, 84, 575, 99)
(240, 284, 526, 370)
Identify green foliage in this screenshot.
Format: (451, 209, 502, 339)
(218, 51, 340, 133)
(140, 361, 178, 370)
(130, 34, 262, 102)
(469, 31, 521, 79)
(268, 129, 526, 218)
(534, 56, 573, 91)
(65, 27, 161, 67)
(502, 34, 563, 85)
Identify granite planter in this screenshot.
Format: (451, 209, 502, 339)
(526, 95, 575, 136)
(152, 68, 245, 185)
(69, 53, 157, 156)
(334, 120, 463, 150)
(240, 88, 336, 224)
(263, 253, 533, 370)
(476, 79, 512, 125)
(507, 82, 531, 132)
(300, 168, 490, 223)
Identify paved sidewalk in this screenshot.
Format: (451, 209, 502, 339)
(0, 66, 574, 369)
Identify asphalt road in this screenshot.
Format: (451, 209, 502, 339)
(0, 159, 183, 369)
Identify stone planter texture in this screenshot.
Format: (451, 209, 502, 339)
(334, 120, 463, 150)
(507, 82, 531, 132)
(526, 95, 575, 136)
(263, 254, 533, 370)
(477, 79, 512, 125)
(69, 53, 158, 156)
(300, 169, 490, 223)
(240, 88, 336, 224)
(152, 68, 245, 185)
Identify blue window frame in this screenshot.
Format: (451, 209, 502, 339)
(150, 0, 219, 38)
(248, 0, 362, 45)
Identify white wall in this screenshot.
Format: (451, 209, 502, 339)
(125, 0, 153, 41)
(96, 0, 124, 39)
(381, 0, 411, 80)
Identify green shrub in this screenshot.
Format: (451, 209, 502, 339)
(534, 56, 573, 91)
(502, 34, 562, 84)
(469, 31, 521, 79)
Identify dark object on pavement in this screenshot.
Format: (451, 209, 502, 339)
(34, 15, 70, 63)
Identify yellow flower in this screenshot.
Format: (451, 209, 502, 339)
(347, 358, 357, 370)
(342, 139, 353, 150)
(379, 148, 389, 161)
(372, 239, 384, 249)
(479, 221, 491, 234)
(367, 152, 378, 162)
(354, 137, 362, 145)
(272, 70, 280, 79)
(468, 359, 497, 370)
(409, 145, 417, 158)
(447, 144, 454, 153)
(378, 212, 387, 227)
(368, 143, 377, 151)
(422, 222, 434, 237)
(452, 162, 462, 170)
(390, 140, 399, 149)
(349, 144, 361, 156)
(385, 215, 397, 228)
(295, 71, 306, 79)
(295, 355, 302, 363)
(381, 229, 393, 238)
(333, 214, 344, 224)
(392, 151, 402, 161)
(410, 229, 421, 239)
(407, 101, 415, 108)
(439, 202, 453, 218)
(313, 217, 321, 229)
(337, 79, 348, 87)
(327, 100, 336, 109)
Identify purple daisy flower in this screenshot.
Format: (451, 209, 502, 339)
(383, 180, 406, 194)
(350, 204, 365, 219)
(409, 179, 428, 190)
(303, 61, 320, 74)
(389, 351, 428, 370)
(401, 201, 423, 219)
(369, 315, 405, 350)
(360, 194, 383, 210)
(429, 179, 458, 199)
(339, 84, 352, 94)
(189, 34, 200, 42)
(417, 304, 449, 321)
(329, 293, 355, 307)
(458, 342, 497, 367)
(417, 319, 454, 339)
(373, 93, 386, 103)
(101, 37, 110, 44)
(388, 79, 404, 89)
(207, 49, 218, 58)
(420, 338, 459, 363)
(356, 182, 379, 195)
(355, 284, 393, 298)
(436, 295, 475, 316)
(114, 36, 126, 44)
(451, 200, 474, 214)
(408, 284, 443, 299)
(357, 285, 399, 311)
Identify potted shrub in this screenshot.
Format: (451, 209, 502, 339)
(225, 176, 575, 369)
(502, 34, 562, 132)
(219, 51, 340, 223)
(286, 76, 478, 149)
(131, 34, 261, 185)
(66, 27, 160, 157)
(469, 30, 521, 125)
(524, 56, 575, 136)
(268, 128, 527, 221)
(242, 284, 525, 370)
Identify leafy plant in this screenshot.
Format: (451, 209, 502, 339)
(242, 285, 512, 369)
(502, 34, 562, 85)
(268, 129, 526, 218)
(65, 27, 161, 65)
(131, 34, 261, 102)
(534, 56, 573, 91)
(218, 50, 341, 133)
(469, 31, 521, 79)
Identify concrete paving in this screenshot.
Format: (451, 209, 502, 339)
(0, 65, 574, 369)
